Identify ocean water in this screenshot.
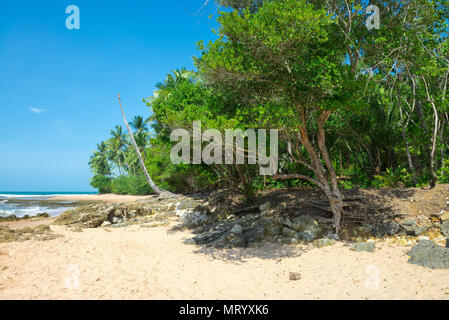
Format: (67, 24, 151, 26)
(0, 192, 96, 218)
(0, 191, 96, 199)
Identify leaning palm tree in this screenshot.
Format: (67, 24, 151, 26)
(117, 94, 175, 197)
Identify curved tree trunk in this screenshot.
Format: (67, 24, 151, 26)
(422, 77, 440, 188)
(277, 107, 345, 232)
(118, 94, 175, 197)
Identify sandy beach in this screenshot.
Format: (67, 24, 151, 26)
(48, 194, 156, 203)
(1, 218, 448, 300)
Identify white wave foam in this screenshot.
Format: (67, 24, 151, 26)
(0, 206, 75, 218)
(0, 194, 90, 198)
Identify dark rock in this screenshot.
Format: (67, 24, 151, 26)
(298, 230, 315, 242)
(261, 219, 283, 238)
(243, 226, 265, 244)
(282, 227, 297, 238)
(230, 224, 243, 234)
(176, 198, 198, 211)
(351, 242, 375, 252)
(289, 272, 301, 281)
(325, 232, 340, 241)
(208, 188, 234, 205)
(180, 211, 215, 229)
(374, 221, 400, 237)
(441, 221, 449, 237)
(315, 238, 334, 248)
(415, 223, 432, 236)
(400, 218, 418, 235)
(290, 215, 322, 240)
(0, 215, 18, 222)
(191, 229, 224, 246)
(79, 213, 107, 228)
(400, 218, 432, 236)
(36, 212, 51, 219)
(213, 231, 247, 249)
(408, 240, 449, 269)
(183, 238, 196, 245)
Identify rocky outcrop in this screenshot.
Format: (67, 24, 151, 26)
(0, 225, 60, 243)
(408, 240, 449, 269)
(50, 188, 449, 249)
(399, 218, 432, 236)
(185, 215, 266, 249)
(54, 197, 186, 228)
(0, 212, 50, 223)
(373, 221, 400, 237)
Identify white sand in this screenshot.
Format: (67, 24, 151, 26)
(1, 222, 448, 300)
(49, 194, 155, 203)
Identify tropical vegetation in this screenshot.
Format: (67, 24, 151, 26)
(89, 0, 449, 231)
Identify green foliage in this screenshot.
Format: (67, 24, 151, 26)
(89, 0, 449, 197)
(89, 175, 112, 194)
(438, 160, 449, 183)
(144, 140, 216, 193)
(373, 167, 415, 189)
(111, 175, 154, 195)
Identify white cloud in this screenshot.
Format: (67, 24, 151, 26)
(29, 107, 46, 114)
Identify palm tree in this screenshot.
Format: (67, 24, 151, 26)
(107, 125, 130, 175)
(89, 141, 111, 176)
(153, 68, 196, 99)
(129, 116, 150, 162)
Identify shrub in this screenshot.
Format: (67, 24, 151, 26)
(438, 160, 449, 183)
(90, 175, 112, 194)
(111, 175, 154, 195)
(373, 167, 415, 188)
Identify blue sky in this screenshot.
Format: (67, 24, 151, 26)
(0, 0, 219, 192)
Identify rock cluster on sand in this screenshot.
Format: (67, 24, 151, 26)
(54, 198, 180, 228)
(52, 188, 449, 250)
(408, 240, 449, 269)
(0, 212, 50, 223)
(0, 224, 59, 243)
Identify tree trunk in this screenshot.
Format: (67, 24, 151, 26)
(398, 92, 418, 186)
(118, 94, 174, 197)
(422, 77, 439, 188)
(294, 107, 345, 232)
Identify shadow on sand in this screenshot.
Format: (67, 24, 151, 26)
(191, 242, 308, 264)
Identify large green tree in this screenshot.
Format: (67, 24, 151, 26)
(198, 0, 360, 230)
